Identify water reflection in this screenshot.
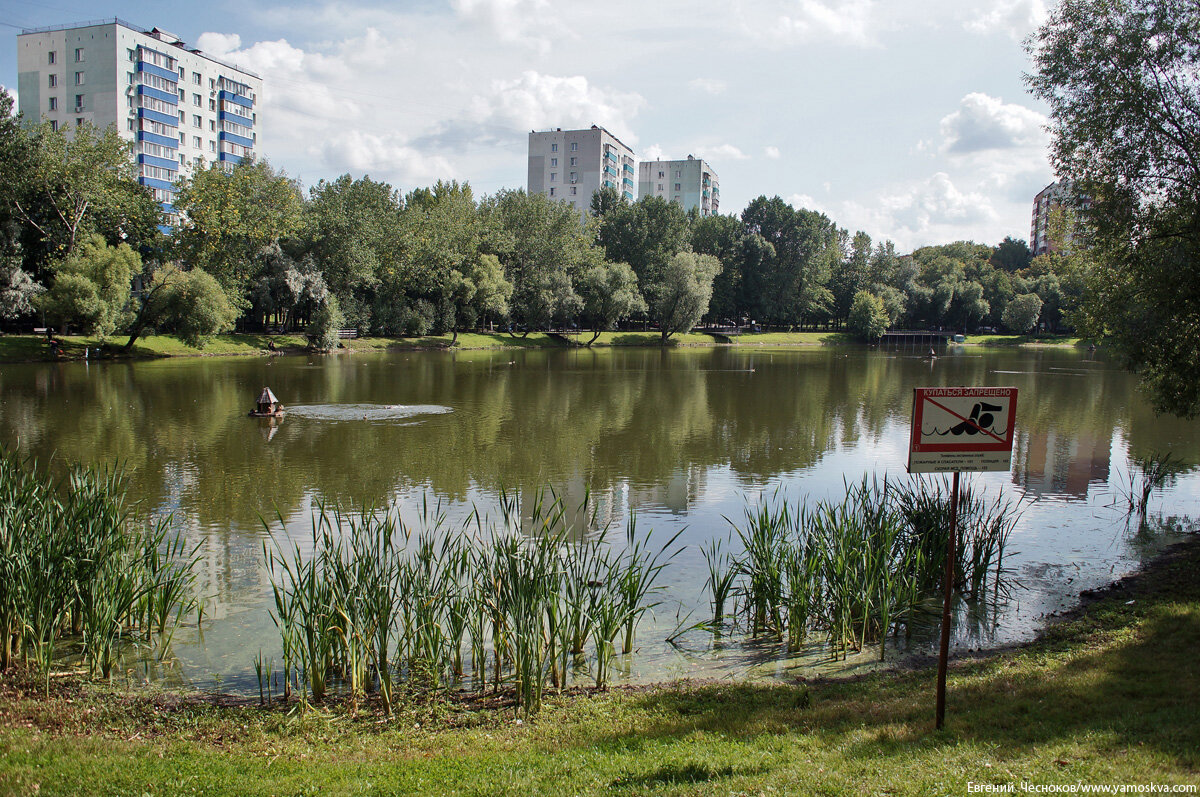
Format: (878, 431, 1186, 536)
(0, 346, 1197, 689)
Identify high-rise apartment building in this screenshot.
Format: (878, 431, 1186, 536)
(527, 125, 635, 214)
(17, 19, 262, 217)
(638, 155, 719, 216)
(1030, 181, 1066, 256)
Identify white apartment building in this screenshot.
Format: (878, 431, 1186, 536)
(528, 125, 635, 214)
(17, 18, 262, 216)
(1030, 180, 1090, 255)
(638, 155, 719, 216)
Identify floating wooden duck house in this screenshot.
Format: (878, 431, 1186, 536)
(249, 387, 285, 417)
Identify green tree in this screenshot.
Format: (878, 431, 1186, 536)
(36, 234, 136, 337)
(740, 196, 838, 329)
(648, 251, 721, 340)
(307, 294, 345, 352)
(1028, 0, 1200, 415)
(830, 231, 873, 326)
(121, 264, 237, 349)
(304, 174, 402, 329)
(0, 221, 42, 319)
(990, 236, 1033, 272)
(1002, 293, 1043, 333)
(1, 113, 158, 275)
(172, 158, 304, 300)
(484, 190, 593, 332)
(847, 290, 889, 341)
(577, 260, 646, 344)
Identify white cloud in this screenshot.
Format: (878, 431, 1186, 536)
(689, 78, 727, 95)
(195, 32, 242, 58)
(764, 146, 781, 159)
(939, 93, 1047, 154)
(450, 0, 567, 53)
(965, 0, 1048, 40)
(695, 143, 749, 161)
(470, 71, 645, 145)
(740, 0, 879, 47)
(319, 131, 456, 185)
(642, 144, 666, 160)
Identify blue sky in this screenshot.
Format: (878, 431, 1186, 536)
(1, 0, 1055, 251)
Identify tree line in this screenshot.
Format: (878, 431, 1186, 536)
(0, 86, 1081, 351)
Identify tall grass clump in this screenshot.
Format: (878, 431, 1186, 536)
(724, 475, 1016, 659)
(0, 446, 201, 689)
(262, 490, 680, 717)
(1118, 452, 1188, 522)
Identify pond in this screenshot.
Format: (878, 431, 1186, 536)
(1, 343, 1197, 691)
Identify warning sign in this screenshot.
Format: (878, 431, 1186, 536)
(908, 387, 1018, 473)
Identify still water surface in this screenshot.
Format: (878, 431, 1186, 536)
(1, 344, 1197, 690)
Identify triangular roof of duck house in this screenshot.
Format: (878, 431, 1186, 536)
(257, 387, 279, 405)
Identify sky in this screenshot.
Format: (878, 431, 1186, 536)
(1, 0, 1057, 252)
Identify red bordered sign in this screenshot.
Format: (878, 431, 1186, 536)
(908, 387, 1018, 473)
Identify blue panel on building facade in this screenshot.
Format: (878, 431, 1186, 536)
(138, 154, 179, 170)
(138, 108, 179, 127)
(137, 61, 179, 83)
(136, 84, 178, 105)
(218, 90, 254, 109)
(218, 152, 244, 164)
(137, 131, 179, 149)
(218, 110, 253, 127)
(218, 131, 254, 148)
(139, 176, 176, 191)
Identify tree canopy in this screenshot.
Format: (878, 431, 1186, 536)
(1028, 0, 1200, 416)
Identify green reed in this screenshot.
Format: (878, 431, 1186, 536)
(0, 447, 201, 689)
(727, 475, 1011, 659)
(261, 490, 678, 716)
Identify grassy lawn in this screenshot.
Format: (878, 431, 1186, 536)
(964, 334, 1085, 347)
(1, 538, 1197, 796)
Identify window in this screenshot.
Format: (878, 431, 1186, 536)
(75, 118, 84, 127)
(178, 67, 185, 79)
(209, 99, 216, 111)
(193, 114, 202, 128)
(674, 183, 681, 191)
(179, 111, 185, 122)
(570, 157, 577, 166)
(74, 48, 85, 62)
(209, 120, 216, 131)
(551, 143, 558, 152)
(48, 74, 58, 88)
(209, 140, 216, 152)
(658, 171, 664, 178)
(74, 72, 85, 86)
(179, 88, 185, 100)
(178, 132, 185, 143)
(48, 51, 56, 65)
(675, 170, 681, 178)
(570, 142, 578, 151)
(569, 172, 577, 182)
(209, 78, 216, 90)
(570, 187, 577, 196)
(179, 154, 185, 164)
(48, 97, 57, 111)
(550, 158, 557, 167)
(75, 95, 84, 110)
(549, 187, 556, 197)
(127, 119, 134, 131)
(128, 72, 135, 85)
(657, 183, 663, 191)
(127, 49, 135, 62)
(193, 135, 201, 148)
(550, 173, 557, 182)
(193, 72, 202, 85)
(193, 93, 202, 106)
(50, 120, 59, 132)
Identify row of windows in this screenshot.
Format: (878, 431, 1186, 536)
(222, 119, 252, 138)
(45, 48, 86, 65)
(140, 94, 174, 115)
(47, 72, 86, 88)
(548, 157, 580, 168)
(139, 141, 174, 159)
(45, 96, 86, 112)
(549, 142, 580, 153)
(133, 47, 177, 72)
(141, 164, 177, 181)
(139, 71, 177, 93)
(548, 172, 580, 183)
(547, 186, 579, 197)
(140, 118, 175, 137)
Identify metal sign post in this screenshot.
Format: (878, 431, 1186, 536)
(908, 387, 1017, 730)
